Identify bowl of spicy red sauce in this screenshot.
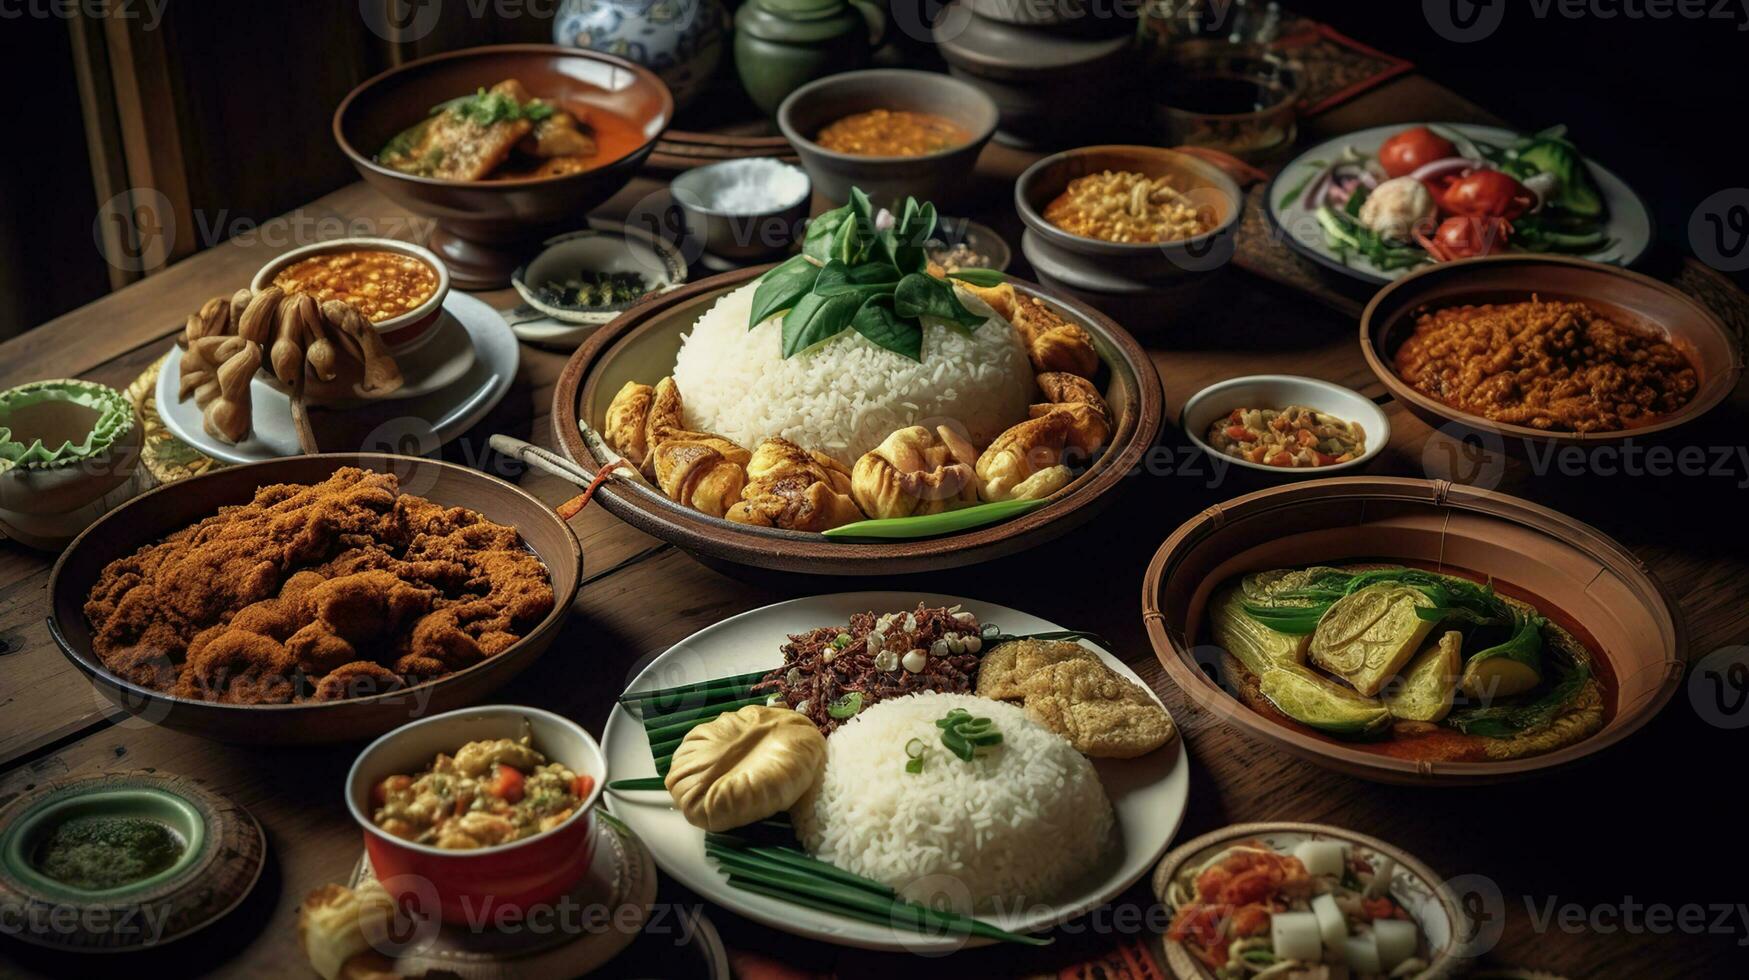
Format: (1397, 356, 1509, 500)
(254, 238, 450, 354)
(346, 705, 606, 924)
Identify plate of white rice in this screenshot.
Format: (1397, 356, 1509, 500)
(670, 281, 1035, 467)
(603, 591, 1191, 952)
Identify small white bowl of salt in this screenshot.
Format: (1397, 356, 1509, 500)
(669, 157, 812, 264)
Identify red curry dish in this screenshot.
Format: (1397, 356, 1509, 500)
(1392, 297, 1697, 433)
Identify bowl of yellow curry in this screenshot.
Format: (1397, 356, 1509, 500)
(777, 69, 998, 211)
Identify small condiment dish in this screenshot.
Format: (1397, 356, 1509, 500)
(511, 220, 688, 327)
(346, 705, 607, 924)
(1180, 374, 1389, 477)
(670, 157, 812, 264)
(776, 69, 998, 210)
(253, 237, 451, 354)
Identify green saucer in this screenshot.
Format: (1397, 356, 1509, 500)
(0, 771, 264, 953)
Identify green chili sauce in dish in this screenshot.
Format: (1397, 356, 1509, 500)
(32, 816, 186, 891)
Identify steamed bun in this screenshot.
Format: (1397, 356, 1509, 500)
(666, 705, 826, 832)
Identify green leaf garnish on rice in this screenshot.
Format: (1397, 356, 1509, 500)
(750, 189, 1000, 361)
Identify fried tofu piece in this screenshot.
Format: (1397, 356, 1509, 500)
(1021, 658, 1176, 758)
(976, 639, 1100, 701)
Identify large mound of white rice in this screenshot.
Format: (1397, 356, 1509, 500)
(671, 282, 1033, 466)
(792, 692, 1114, 915)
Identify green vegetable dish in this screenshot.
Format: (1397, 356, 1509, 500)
(1206, 564, 1608, 762)
(32, 816, 187, 891)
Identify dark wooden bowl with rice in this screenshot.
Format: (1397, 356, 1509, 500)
(552, 266, 1164, 575)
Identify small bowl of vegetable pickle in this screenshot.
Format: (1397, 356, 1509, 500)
(346, 705, 606, 923)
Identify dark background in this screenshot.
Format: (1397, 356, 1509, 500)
(2, 1, 1744, 324)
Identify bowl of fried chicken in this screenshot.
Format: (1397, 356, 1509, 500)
(334, 44, 674, 289)
(48, 454, 582, 744)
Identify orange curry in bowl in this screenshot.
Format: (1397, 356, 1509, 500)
(1392, 297, 1698, 433)
(815, 109, 969, 157)
(273, 249, 440, 323)
(377, 78, 647, 183)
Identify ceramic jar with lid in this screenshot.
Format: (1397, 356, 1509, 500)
(555, 0, 729, 111)
(734, 0, 886, 116)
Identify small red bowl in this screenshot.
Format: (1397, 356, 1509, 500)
(346, 705, 607, 924)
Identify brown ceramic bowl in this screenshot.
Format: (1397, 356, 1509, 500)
(48, 454, 583, 745)
(776, 69, 998, 210)
(1142, 477, 1686, 785)
(1016, 145, 1245, 285)
(551, 266, 1164, 576)
(334, 44, 674, 290)
(1361, 254, 1743, 451)
(1152, 822, 1470, 979)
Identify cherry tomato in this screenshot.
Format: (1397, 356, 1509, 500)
(1438, 170, 1534, 219)
(488, 764, 526, 803)
(1378, 126, 1457, 178)
(1417, 216, 1512, 261)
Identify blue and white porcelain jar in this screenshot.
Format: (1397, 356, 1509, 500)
(554, 0, 729, 111)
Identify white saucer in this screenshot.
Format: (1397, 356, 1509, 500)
(156, 291, 518, 464)
(348, 813, 657, 979)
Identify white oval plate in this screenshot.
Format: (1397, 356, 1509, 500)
(156, 291, 518, 464)
(1180, 374, 1390, 477)
(1264, 122, 1653, 285)
(602, 591, 1191, 952)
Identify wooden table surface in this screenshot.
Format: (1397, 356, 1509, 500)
(3, 73, 1746, 978)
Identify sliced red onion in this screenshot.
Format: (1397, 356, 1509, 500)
(1407, 157, 1484, 184)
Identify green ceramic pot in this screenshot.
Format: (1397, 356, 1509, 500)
(733, 0, 885, 116)
(1, 788, 205, 900)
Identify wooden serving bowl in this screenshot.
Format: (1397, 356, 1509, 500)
(1360, 254, 1743, 452)
(552, 266, 1165, 575)
(48, 454, 582, 745)
(334, 44, 674, 290)
(1142, 477, 1686, 785)
(1151, 822, 1470, 979)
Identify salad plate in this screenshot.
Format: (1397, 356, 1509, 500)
(601, 591, 1191, 952)
(1264, 123, 1652, 285)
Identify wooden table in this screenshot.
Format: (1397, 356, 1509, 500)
(4, 74, 1746, 978)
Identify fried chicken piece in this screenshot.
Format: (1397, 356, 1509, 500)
(83, 467, 554, 706)
(976, 411, 1076, 502)
(309, 571, 436, 644)
(1011, 292, 1099, 378)
(603, 381, 655, 469)
(727, 438, 864, 531)
(174, 629, 297, 704)
(313, 662, 404, 702)
(654, 438, 749, 519)
(1030, 372, 1112, 454)
(851, 424, 980, 520)
(286, 622, 360, 676)
(229, 596, 308, 642)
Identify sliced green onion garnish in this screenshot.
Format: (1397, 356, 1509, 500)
(904, 737, 925, 758)
(905, 757, 924, 774)
(827, 691, 864, 719)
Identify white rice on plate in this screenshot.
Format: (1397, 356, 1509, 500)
(672, 282, 1034, 466)
(792, 692, 1115, 915)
